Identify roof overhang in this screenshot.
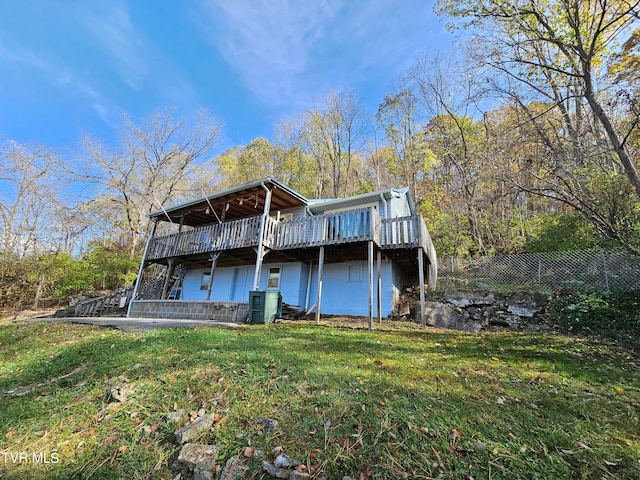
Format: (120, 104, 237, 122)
(149, 177, 308, 226)
(307, 187, 412, 214)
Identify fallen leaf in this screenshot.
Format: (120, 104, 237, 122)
(492, 447, 499, 455)
(358, 463, 373, 480)
(242, 447, 254, 458)
(117, 445, 128, 454)
(308, 461, 322, 474)
(612, 438, 630, 447)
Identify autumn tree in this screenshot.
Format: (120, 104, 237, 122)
(377, 82, 435, 202)
(435, 0, 640, 254)
(302, 90, 369, 198)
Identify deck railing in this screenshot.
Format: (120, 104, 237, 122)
(269, 207, 380, 249)
(75, 286, 134, 317)
(146, 216, 262, 260)
(380, 216, 420, 249)
(147, 208, 383, 260)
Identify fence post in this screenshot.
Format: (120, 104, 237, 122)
(602, 251, 610, 291)
(538, 259, 542, 285)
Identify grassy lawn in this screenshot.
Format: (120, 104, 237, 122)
(0, 319, 638, 480)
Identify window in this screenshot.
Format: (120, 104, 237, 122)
(348, 263, 362, 282)
(267, 267, 281, 289)
(200, 271, 211, 290)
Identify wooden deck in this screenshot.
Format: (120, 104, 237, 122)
(146, 208, 435, 262)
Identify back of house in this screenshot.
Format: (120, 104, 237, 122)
(127, 177, 437, 322)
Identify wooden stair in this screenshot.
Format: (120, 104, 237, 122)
(74, 286, 134, 317)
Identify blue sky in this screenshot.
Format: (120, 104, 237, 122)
(0, 0, 451, 152)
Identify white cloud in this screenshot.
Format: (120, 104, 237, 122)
(0, 36, 121, 129)
(194, 0, 437, 110)
(195, 0, 343, 106)
(77, 3, 148, 89)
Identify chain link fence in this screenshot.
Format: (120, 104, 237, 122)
(437, 250, 640, 293)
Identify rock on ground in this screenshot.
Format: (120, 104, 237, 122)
(174, 414, 215, 444)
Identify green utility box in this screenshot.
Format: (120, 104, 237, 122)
(249, 290, 282, 325)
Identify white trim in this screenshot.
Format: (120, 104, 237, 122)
(324, 201, 378, 214)
(266, 265, 282, 290)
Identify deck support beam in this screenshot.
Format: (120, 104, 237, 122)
(206, 252, 221, 301)
(252, 186, 273, 291)
(368, 240, 374, 331)
(304, 261, 313, 311)
(127, 220, 158, 317)
(418, 247, 426, 328)
(377, 248, 382, 324)
(315, 246, 324, 325)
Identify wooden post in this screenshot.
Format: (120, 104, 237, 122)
(377, 248, 382, 324)
(368, 240, 374, 331)
(418, 247, 425, 328)
(304, 261, 313, 311)
(315, 246, 324, 325)
(127, 220, 157, 317)
(253, 187, 272, 291)
(206, 252, 221, 301)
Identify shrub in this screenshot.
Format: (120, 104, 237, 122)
(547, 288, 640, 339)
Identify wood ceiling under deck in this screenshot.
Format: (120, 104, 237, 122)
(152, 179, 307, 227)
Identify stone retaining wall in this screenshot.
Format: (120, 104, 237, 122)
(423, 290, 551, 332)
(128, 300, 249, 322)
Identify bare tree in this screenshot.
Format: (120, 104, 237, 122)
(0, 142, 61, 257)
(80, 109, 222, 257)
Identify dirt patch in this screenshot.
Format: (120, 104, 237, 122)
(2, 308, 60, 321)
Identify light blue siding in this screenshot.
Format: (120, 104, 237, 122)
(181, 262, 306, 306)
(389, 194, 411, 217)
(306, 261, 394, 317)
(257, 262, 305, 307)
(181, 259, 395, 317)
